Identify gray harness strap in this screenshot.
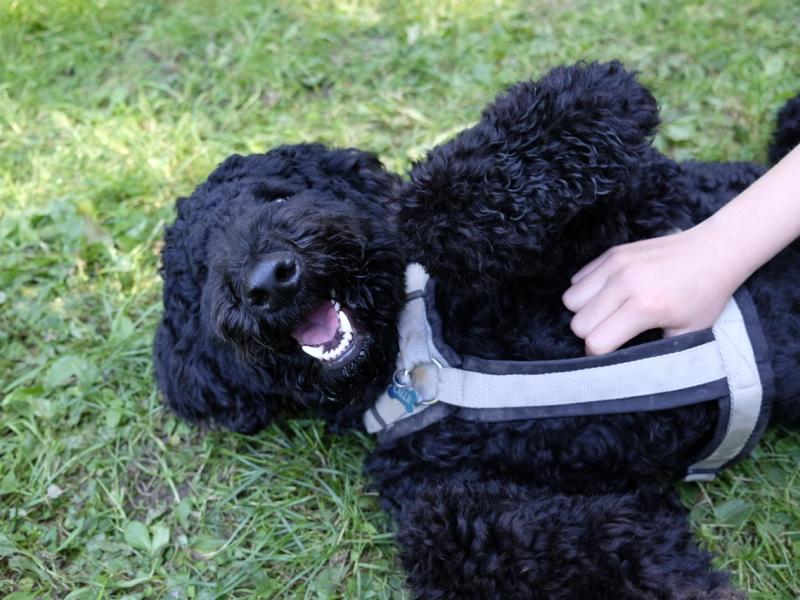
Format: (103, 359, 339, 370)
(363, 264, 774, 481)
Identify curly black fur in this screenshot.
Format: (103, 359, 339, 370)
(155, 62, 800, 597)
(769, 92, 800, 164)
(397, 479, 742, 600)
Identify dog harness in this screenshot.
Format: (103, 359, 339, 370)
(363, 264, 774, 481)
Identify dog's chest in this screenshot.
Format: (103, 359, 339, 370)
(436, 286, 586, 362)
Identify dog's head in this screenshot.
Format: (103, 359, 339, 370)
(200, 144, 405, 411)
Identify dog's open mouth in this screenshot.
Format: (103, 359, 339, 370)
(291, 298, 360, 366)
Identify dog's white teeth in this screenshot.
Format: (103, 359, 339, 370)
(301, 345, 325, 359)
(331, 335, 350, 358)
(309, 329, 354, 363)
(330, 289, 337, 299)
(339, 310, 352, 334)
(301, 310, 355, 363)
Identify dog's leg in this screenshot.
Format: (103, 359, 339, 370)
(394, 478, 742, 600)
(398, 61, 691, 295)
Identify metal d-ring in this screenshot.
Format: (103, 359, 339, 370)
(392, 368, 414, 389)
(419, 357, 443, 405)
(392, 358, 443, 405)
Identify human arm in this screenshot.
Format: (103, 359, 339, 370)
(562, 144, 800, 355)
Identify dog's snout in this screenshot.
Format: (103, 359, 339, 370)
(245, 251, 300, 310)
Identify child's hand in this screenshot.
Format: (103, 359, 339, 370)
(563, 144, 800, 356)
(562, 226, 738, 355)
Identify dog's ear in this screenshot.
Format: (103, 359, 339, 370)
(154, 219, 280, 434)
(400, 61, 679, 291)
(154, 320, 279, 433)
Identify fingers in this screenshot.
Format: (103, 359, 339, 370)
(565, 241, 672, 355)
(583, 300, 654, 356)
(562, 263, 610, 312)
(568, 284, 627, 339)
(570, 248, 613, 284)
(663, 326, 690, 338)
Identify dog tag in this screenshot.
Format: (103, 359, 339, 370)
(387, 383, 419, 413)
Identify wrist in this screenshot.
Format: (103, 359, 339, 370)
(695, 145, 800, 287)
(687, 216, 752, 296)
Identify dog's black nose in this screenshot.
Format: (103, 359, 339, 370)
(245, 251, 300, 310)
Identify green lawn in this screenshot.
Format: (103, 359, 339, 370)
(1, 0, 799, 598)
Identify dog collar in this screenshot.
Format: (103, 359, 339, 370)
(363, 264, 774, 482)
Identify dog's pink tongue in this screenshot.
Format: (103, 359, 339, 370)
(291, 301, 339, 346)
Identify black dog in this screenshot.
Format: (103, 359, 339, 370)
(155, 62, 800, 599)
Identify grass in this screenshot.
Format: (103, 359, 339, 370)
(1, 0, 799, 597)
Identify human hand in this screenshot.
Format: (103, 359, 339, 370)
(563, 144, 800, 356)
(562, 225, 743, 355)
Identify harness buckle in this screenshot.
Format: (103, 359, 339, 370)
(388, 359, 442, 412)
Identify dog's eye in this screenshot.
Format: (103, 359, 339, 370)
(224, 274, 239, 300)
(274, 197, 286, 204)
